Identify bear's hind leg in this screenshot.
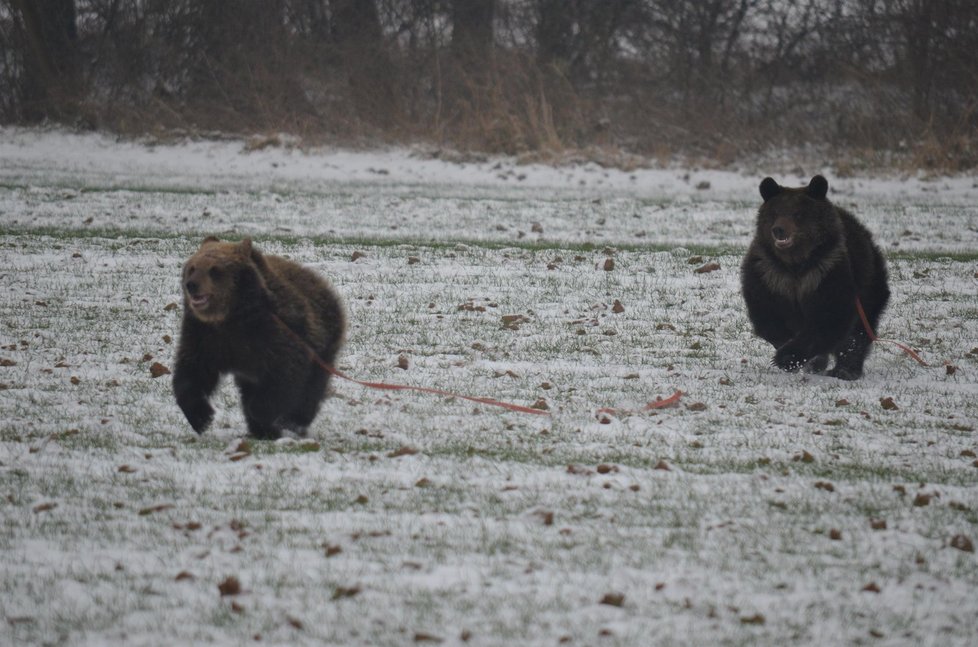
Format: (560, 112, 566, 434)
(236, 378, 289, 439)
(245, 416, 282, 440)
(283, 370, 329, 435)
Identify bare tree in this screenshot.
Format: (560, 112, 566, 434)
(451, 0, 495, 66)
(332, 0, 400, 127)
(534, 0, 634, 86)
(8, 0, 79, 121)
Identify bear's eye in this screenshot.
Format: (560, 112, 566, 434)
(209, 267, 224, 280)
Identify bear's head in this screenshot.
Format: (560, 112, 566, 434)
(182, 237, 266, 324)
(756, 175, 841, 264)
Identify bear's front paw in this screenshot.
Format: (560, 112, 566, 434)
(182, 400, 214, 434)
(773, 345, 808, 372)
(803, 354, 829, 374)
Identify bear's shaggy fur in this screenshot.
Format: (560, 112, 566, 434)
(173, 237, 345, 438)
(740, 175, 890, 380)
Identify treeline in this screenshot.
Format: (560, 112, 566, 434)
(2, 0, 976, 168)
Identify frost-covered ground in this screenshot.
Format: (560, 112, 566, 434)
(1, 128, 976, 646)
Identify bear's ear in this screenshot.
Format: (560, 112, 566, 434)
(201, 236, 220, 246)
(237, 237, 266, 265)
(807, 175, 829, 200)
(759, 177, 782, 202)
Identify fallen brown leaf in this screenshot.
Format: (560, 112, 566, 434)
(138, 504, 174, 516)
(286, 614, 304, 630)
(218, 576, 241, 596)
(500, 314, 528, 330)
(600, 592, 625, 607)
(149, 362, 170, 378)
(950, 534, 974, 553)
(388, 445, 418, 458)
(332, 585, 361, 600)
(324, 544, 342, 557)
(535, 510, 554, 526)
(566, 464, 593, 476)
(694, 262, 721, 274)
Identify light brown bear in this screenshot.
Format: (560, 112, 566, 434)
(173, 237, 345, 438)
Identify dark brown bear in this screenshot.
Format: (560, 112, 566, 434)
(741, 175, 889, 380)
(173, 237, 345, 438)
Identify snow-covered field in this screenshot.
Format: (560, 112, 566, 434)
(1, 128, 976, 646)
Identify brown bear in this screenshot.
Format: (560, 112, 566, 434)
(173, 237, 345, 438)
(741, 175, 890, 380)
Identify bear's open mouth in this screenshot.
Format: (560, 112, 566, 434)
(190, 294, 210, 308)
(772, 226, 794, 249)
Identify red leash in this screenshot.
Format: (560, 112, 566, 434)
(272, 314, 680, 418)
(855, 297, 928, 366)
(272, 314, 550, 416)
(324, 364, 552, 416)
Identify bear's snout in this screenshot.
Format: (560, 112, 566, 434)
(771, 216, 796, 249)
(184, 275, 213, 312)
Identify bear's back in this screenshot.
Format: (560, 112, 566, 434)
(263, 253, 345, 354)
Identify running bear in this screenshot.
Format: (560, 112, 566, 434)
(173, 237, 345, 438)
(740, 175, 889, 380)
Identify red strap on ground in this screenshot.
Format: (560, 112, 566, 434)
(855, 297, 928, 366)
(273, 314, 549, 416)
(325, 364, 552, 415)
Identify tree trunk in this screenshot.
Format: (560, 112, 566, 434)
(535, 0, 574, 72)
(451, 0, 495, 68)
(331, 0, 399, 128)
(11, 0, 79, 121)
